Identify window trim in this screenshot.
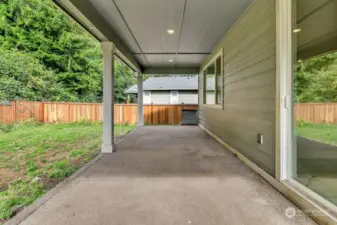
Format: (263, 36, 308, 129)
(201, 49, 224, 108)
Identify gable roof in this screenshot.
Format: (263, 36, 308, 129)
(125, 76, 199, 93)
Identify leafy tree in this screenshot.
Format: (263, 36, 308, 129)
(0, 0, 135, 103)
(294, 52, 337, 103)
(114, 60, 135, 103)
(0, 49, 71, 101)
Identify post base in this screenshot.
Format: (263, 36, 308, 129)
(101, 144, 115, 153)
(137, 122, 144, 127)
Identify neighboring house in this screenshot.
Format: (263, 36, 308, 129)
(126, 76, 211, 105)
(0, 101, 11, 105)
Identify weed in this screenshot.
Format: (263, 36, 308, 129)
(69, 149, 85, 158)
(0, 180, 46, 220)
(48, 160, 75, 179)
(296, 119, 313, 127)
(70, 119, 102, 126)
(0, 118, 41, 133)
(27, 161, 38, 175)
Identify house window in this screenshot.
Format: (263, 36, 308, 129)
(202, 50, 223, 106)
(215, 56, 222, 105)
(170, 91, 178, 104)
(206, 63, 215, 104)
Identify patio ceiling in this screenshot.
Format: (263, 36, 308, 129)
(54, 0, 253, 73)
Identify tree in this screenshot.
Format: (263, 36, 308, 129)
(0, 0, 136, 103)
(294, 52, 337, 103)
(0, 49, 71, 101)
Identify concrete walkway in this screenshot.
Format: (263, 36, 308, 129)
(16, 126, 316, 225)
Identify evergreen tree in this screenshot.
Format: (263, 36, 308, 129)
(0, 0, 135, 103)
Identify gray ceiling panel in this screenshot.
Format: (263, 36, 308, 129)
(134, 55, 149, 67)
(143, 54, 176, 67)
(179, 0, 253, 53)
(68, 0, 254, 70)
(89, 0, 141, 53)
(114, 0, 185, 53)
(175, 54, 206, 67)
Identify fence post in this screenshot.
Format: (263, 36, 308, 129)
(12, 100, 16, 123)
(40, 102, 44, 122)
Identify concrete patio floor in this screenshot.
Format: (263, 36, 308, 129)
(15, 126, 316, 225)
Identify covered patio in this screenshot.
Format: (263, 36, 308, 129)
(14, 126, 315, 225)
(15, 0, 336, 224)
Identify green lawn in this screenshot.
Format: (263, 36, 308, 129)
(0, 121, 135, 222)
(296, 123, 337, 146)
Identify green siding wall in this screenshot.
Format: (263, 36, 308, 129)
(199, 0, 277, 175)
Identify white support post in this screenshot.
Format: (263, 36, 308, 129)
(136, 72, 144, 126)
(101, 42, 115, 153)
(275, 0, 293, 180)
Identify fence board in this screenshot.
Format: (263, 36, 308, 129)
(3, 101, 337, 125)
(0, 101, 199, 125)
(294, 103, 337, 124)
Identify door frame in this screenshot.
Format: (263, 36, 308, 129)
(170, 91, 179, 104)
(143, 91, 151, 104)
(275, 0, 337, 222)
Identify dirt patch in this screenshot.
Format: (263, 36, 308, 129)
(0, 168, 21, 190)
(40, 176, 59, 190)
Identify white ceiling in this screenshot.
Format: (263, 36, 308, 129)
(84, 0, 254, 69)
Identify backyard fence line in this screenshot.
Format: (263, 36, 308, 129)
(294, 103, 337, 124)
(1, 101, 336, 125)
(0, 101, 198, 125)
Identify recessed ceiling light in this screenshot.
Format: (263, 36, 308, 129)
(293, 28, 301, 33)
(168, 59, 173, 62)
(167, 29, 175, 34)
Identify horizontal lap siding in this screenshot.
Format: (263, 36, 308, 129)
(199, 0, 276, 175)
(150, 91, 171, 104)
(178, 91, 198, 104)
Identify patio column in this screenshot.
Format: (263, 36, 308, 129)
(101, 41, 115, 153)
(136, 72, 144, 126)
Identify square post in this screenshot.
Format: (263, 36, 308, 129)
(136, 72, 144, 126)
(101, 42, 115, 153)
(275, 0, 293, 180)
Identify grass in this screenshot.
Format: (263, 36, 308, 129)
(0, 120, 135, 222)
(296, 122, 337, 146)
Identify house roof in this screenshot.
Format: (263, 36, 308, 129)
(0, 101, 11, 105)
(126, 76, 198, 93)
(125, 75, 216, 93)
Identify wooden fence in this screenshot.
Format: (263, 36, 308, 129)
(294, 103, 337, 124)
(0, 101, 198, 125)
(2, 101, 336, 125)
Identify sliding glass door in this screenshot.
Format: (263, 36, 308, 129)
(292, 0, 337, 207)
